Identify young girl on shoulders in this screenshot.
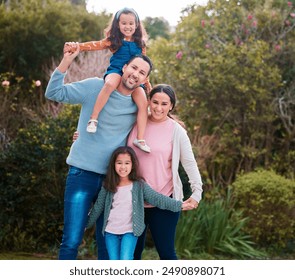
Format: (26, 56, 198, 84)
(65, 7, 151, 153)
(86, 146, 189, 260)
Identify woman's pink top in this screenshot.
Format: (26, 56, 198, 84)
(128, 118, 174, 207)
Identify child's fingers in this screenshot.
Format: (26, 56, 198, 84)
(63, 42, 78, 53)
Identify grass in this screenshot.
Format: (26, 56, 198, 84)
(0, 252, 56, 260)
(0, 248, 160, 260)
(0, 248, 227, 260)
(1, 247, 294, 260)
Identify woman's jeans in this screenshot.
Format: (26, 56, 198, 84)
(105, 232, 138, 260)
(134, 207, 180, 260)
(58, 166, 108, 260)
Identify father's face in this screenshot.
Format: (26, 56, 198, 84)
(121, 58, 150, 91)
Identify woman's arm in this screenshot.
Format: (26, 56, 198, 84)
(178, 126, 203, 204)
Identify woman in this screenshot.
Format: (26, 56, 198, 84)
(127, 84, 203, 260)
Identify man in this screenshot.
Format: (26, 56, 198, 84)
(45, 43, 153, 259)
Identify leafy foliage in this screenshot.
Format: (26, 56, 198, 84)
(0, 49, 111, 144)
(176, 189, 265, 259)
(231, 169, 295, 247)
(143, 17, 171, 40)
(148, 0, 295, 185)
(0, 72, 54, 143)
(0, 0, 110, 81)
(0, 105, 80, 251)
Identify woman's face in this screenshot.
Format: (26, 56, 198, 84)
(149, 92, 173, 123)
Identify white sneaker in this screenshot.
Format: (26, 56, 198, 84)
(133, 139, 151, 153)
(87, 119, 98, 133)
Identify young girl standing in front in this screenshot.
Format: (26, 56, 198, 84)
(65, 7, 151, 153)
(86, 146, 186, 260)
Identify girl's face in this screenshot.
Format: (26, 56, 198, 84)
(115, 153, 132, 179)
(149, 92, 173, 123)
(118, 13, 137, 40)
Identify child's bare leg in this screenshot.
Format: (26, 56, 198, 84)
(132, 87, 150, 153)
(87, 73, 121, 133)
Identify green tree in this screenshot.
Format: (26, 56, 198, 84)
(148, 0, 295, 185)
(70, 0, 86, 6)
(0, 0, 110, 82)
(143, 17, 171, 40)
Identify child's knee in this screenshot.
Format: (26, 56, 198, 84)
(104, 79, 117, 89)
(104, 74, 121, 89)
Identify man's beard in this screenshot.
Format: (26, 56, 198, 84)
(122, 76, 138, 91)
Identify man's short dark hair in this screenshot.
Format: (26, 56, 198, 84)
(127, 54, 153, 76)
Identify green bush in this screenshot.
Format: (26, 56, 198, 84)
(0, 72, 49, 142)
(176, 189, 265, 259)
(0, 105, 79, 251)
(231, 169, 295, 248)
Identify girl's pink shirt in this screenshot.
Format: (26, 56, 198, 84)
(128, 118, 174, 207)
(105, 183, 133, 234)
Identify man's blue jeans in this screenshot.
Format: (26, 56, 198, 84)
(58, 166, 108, 260)
(105, 232, 138, 260)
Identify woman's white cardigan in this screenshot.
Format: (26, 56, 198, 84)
(171, 121, 203, 202)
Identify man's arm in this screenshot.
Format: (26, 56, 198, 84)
(45, 43, 93, 104)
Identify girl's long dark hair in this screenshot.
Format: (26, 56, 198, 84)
(104, 7, 148, 52)
(104, 146, 143, 193)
